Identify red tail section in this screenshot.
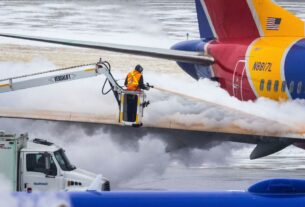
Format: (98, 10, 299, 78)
(198, 0, 260, 40)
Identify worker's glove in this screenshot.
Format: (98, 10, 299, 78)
(142, 101, 150, 108)
(146, 83, 154, 89)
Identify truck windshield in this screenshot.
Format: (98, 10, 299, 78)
(54, 149, 75, 171)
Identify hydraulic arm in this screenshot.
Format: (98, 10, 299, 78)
(0, 59, 149, 127)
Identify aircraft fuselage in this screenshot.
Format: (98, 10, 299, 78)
(173, 37, 305, 101)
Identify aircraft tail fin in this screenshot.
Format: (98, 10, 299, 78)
(195, 0, 305, 40)
(248, 0, 305, 37)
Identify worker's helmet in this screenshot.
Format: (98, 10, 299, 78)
(135, 65, 144, 73)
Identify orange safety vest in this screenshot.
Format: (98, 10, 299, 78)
(127, 70, 142, 91)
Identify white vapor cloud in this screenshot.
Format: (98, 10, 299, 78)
(0, 58, 305, 190)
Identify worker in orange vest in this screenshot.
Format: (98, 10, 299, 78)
(124, 65, 149, 122)
(124, 65, 149, 91)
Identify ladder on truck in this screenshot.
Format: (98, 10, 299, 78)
(0, 59, 150, 127)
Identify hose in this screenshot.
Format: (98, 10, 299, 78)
(99, 60, 124, 95)
(101, 78, 112, 95)
(101, 61, 112, 95)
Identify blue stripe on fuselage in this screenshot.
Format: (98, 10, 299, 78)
(284, 38, 305, 99)
(195, 0, 215, 39)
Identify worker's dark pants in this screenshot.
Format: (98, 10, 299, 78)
(126, 94, 138, 122)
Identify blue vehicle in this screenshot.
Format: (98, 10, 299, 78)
(10, 179, 305, 207)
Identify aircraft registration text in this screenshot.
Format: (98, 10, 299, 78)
(252, 62, 272, 72)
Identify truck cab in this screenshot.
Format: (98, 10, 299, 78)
(0, 132, 110, 192)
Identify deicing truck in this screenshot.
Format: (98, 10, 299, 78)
(0, 131, 110, 192)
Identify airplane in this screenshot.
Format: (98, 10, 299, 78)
(0, 0, 304, 159)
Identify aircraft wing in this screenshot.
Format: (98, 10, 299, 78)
(0, 33, 214, 65)
(0, 33, 303, 159)
(0, 107, 304, 160)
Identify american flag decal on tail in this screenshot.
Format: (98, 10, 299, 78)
(266, 17, 282, 30)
